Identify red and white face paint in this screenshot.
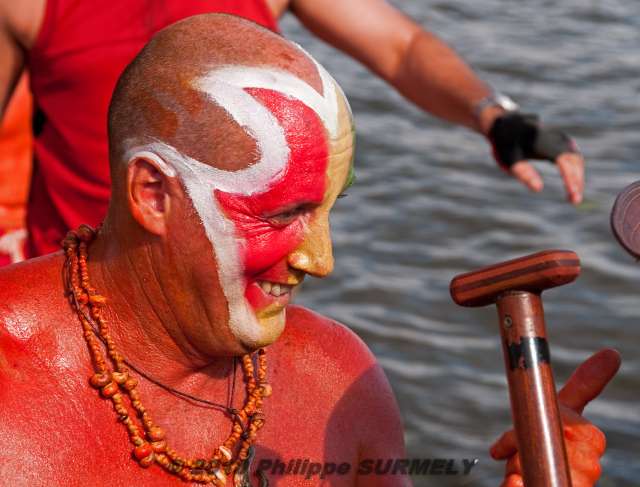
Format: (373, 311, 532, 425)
(125, 52, 353, 348)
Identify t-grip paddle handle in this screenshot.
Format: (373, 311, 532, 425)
(450, 250, 580, 487)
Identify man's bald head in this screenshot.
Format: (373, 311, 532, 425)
(104, 14, 355, 351)
(108, 13, 326, 175)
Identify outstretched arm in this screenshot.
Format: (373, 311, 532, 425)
(290, 0, 488, 129)
(290, 0, 584, 203)
(491, 349, 621, 487)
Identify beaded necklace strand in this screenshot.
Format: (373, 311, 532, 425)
(63, 224, 271, 485)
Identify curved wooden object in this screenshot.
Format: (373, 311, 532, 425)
(451, 250, 580, 487)
(611, 180, 640, 259)
(450, 250, 580, 307)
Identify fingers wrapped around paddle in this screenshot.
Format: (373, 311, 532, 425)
(490, 348, 620, 487)
(488, 112, 584, 205)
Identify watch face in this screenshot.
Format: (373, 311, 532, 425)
(495, 93, 519, 112)
(473, 93, 519, 120)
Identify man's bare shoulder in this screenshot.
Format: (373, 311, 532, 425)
(271, 305, 406, 459)
(274, 305, 396, 409)
(0, 254, 108, 486)
(0, 252, 75, 360)
(278, 304, 377, 376)
(0, 252, 67, 316)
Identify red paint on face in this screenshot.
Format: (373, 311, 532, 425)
(214, 88, 329, 310)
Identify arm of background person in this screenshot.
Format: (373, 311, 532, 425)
(0, 3, 26, 116)
(0, 0, 43, 116)
(288, 0, 584, 204)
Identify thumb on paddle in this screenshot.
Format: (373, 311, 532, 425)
(557, 348, 620, 415)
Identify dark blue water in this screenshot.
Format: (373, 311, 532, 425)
(281, 1, 640, 485)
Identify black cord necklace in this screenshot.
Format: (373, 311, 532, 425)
(64, 258, 240, 420)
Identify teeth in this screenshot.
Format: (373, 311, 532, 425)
(258, 281, 292, 297)
(260, 281, 272, 294)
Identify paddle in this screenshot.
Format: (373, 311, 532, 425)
(450, 250, 581, 487)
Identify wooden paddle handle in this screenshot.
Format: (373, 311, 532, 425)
(451, 250, 580, 487)
(497, 291, 571, 487)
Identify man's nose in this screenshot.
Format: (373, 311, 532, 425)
(287, 215, 334, 278)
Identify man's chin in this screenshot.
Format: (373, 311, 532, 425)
(240, 307, 286, 350)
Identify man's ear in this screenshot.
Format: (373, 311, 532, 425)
(127, 156, 175, 236)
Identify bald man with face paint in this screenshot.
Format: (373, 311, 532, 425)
(0, 0, 584, 261)
(0, 14, 615, 487)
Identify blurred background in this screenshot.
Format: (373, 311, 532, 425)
(281, 0, 639, 485)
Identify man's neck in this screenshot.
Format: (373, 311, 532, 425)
(86, 228, 232, 391)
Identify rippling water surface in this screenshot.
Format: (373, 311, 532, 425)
(281, 1, 639, 485)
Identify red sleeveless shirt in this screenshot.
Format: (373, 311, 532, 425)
(26, 0, 278, 257)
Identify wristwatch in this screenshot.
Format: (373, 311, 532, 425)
(473, 92, 519, 119)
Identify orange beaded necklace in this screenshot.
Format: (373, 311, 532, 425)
(63, 224, 271, 486)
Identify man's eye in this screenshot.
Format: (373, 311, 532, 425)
(266, 207, 307, 227)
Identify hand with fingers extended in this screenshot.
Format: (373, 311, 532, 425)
(487, 112, 584, 205)
(490, 349, 621, 487)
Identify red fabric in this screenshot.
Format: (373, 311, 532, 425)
(26, 0, 278, 257)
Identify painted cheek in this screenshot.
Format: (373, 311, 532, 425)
(215, 89, 329, 279)
(213, 199, 307, 275)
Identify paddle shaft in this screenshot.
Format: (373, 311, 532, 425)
(496, 291, 572, 487)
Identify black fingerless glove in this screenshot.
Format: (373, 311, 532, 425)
(488, 112, 577, 170)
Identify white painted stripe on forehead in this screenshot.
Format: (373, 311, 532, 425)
(191, 78, 290, 195)
(199, 63, 341, 138)
(293, 41, 354, 125)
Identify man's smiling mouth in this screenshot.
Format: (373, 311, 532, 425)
(258, 280, 294, 297)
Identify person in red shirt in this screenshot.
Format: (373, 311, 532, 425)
(0, 16, 614, 486)
(0, 0, 583, 258)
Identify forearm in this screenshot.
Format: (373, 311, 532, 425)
(389, 28, 497, 134)
(290, 0, 498, 134)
